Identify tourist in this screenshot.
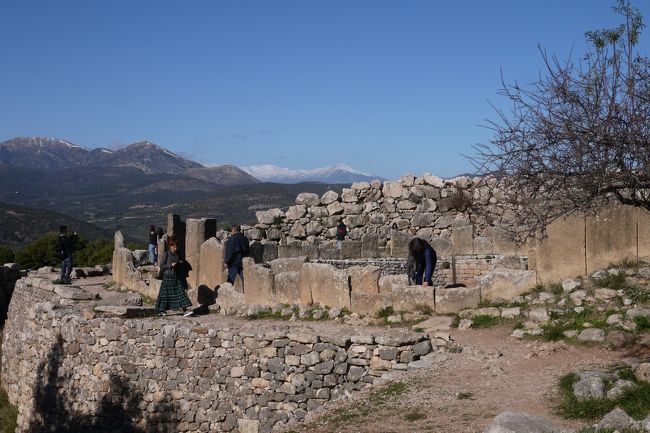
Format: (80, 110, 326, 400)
(148, 225, 158, 265)
(407, 237, 437, 287)
(53, 225, 77, 285)
(336, 219, 347, 250)
(156, 235, 194, 317)
(224, 224, 250, 287)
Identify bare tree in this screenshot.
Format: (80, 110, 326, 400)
(471, 0, 650, 240)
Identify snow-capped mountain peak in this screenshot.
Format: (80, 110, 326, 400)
(241, 163, 381, 184)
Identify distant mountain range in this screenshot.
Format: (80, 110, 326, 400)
(0, 137, 257, 185)
(0, 137, 353, 245)
(242, 163, 383, 184)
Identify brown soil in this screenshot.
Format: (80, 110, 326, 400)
(294, 324, 624, 433)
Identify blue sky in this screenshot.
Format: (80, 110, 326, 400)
(1, 1, 649, 180)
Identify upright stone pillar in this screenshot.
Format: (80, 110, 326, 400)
(198, 237, 225, 289)
(185, 218, 217, 289)
(167, 214, 186, 254)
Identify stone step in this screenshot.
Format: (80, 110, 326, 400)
(94, 305, 157, 318)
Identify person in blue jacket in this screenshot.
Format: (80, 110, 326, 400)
(408, 237, 437, 287)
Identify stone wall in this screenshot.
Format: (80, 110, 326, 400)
(242, 258, 485, 315)
(2, 278, 437, 433)
(251, 174, 515, 257)
(535, 206, 650, 282)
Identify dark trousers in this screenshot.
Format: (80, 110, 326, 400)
(227, 265, 244, 287)
(60, 257, 73, 280)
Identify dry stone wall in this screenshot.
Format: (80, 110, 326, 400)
(2, 278, 437, 433)
(251, 174, 515, 257)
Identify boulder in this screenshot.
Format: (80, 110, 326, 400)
(255, 208, 284, 225)
(596, 408, 637, 432)
(477, 269, 537, 302)
(485, 411, 565, 433)
(286, 205, 307, 220)
(296, 193, 320, 206)
(320, 190, 339, 205)
(216, 283, 245, 315)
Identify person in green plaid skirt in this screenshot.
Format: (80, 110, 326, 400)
(156, 235, 194, 317)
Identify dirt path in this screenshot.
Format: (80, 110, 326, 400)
(295, 325, 623, 433)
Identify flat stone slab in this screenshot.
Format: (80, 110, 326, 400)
(94, 305, 157, 317)
(413, 315, 454, 332)
(54, 286, 98, 300)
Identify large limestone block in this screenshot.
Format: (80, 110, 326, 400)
(320, 190, 339, 205)
(274, 271, 300, 305)
(340, 241, 362, 259)
(286, 205, 307, 220)
(389, 231, 410, 257)
(391, 286, 435, 311)
(430, 236, 452, 257)
(278, 243, 303, 258)
(435, 286, 480, 314)
(289, 223, 306, 239)
(185, 218, 217, 289)
(243, 258, 275, 306)
(638, 208, 650, 261)
(198, 237, 224, 289)
(255, 208, 284, 224)
(327, 201, 344, 216)
(269, 257, 307, 274)
(217, 283, 245, 314)
(344, 215, 368, 228)
(478, 269, 536, 303)
(347, 265, 380, 294)
(54, 286, 98, 301)
(296, 192, 320, 206)
(485, 226, 519, 255)
(452, 225, 474, 255)
(378, 274, 409, 293)
(586, 205, 637, 273)
(350, 292, 392, 315)
(382, 181, 407, 199)
(536, 213, 585, 282)
(341, 188, 358, 203)
(361, 233, 380, 258)
(298, 263, 350, 308)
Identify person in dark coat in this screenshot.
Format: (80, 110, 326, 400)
(53, 225, 77, 285)
(148, 225, 158, 265)
(156, 235, 194, 316)
(224, 224, 250, 287)
(407, 237, 437, 287)
(336, 220, 347, 250)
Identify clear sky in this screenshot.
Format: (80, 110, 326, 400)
(1, 1, 649, 180)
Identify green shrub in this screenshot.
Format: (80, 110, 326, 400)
(0, 387, 17, 433)
(441, 261, 450, 269)
(14, 233, 59, 269)
(624, 285, 650, 304)
(557, 372, 650, 420)
(635, 316, 650, 332)
(75, 238, 113, 267)
(541, 322, 567, 341)
(0, 247, 14, 265)
(377, 306, 395, 319)
(472, 314, 501, 328)
(404, 410, 426, 422)
(596, 273, 627, 290)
